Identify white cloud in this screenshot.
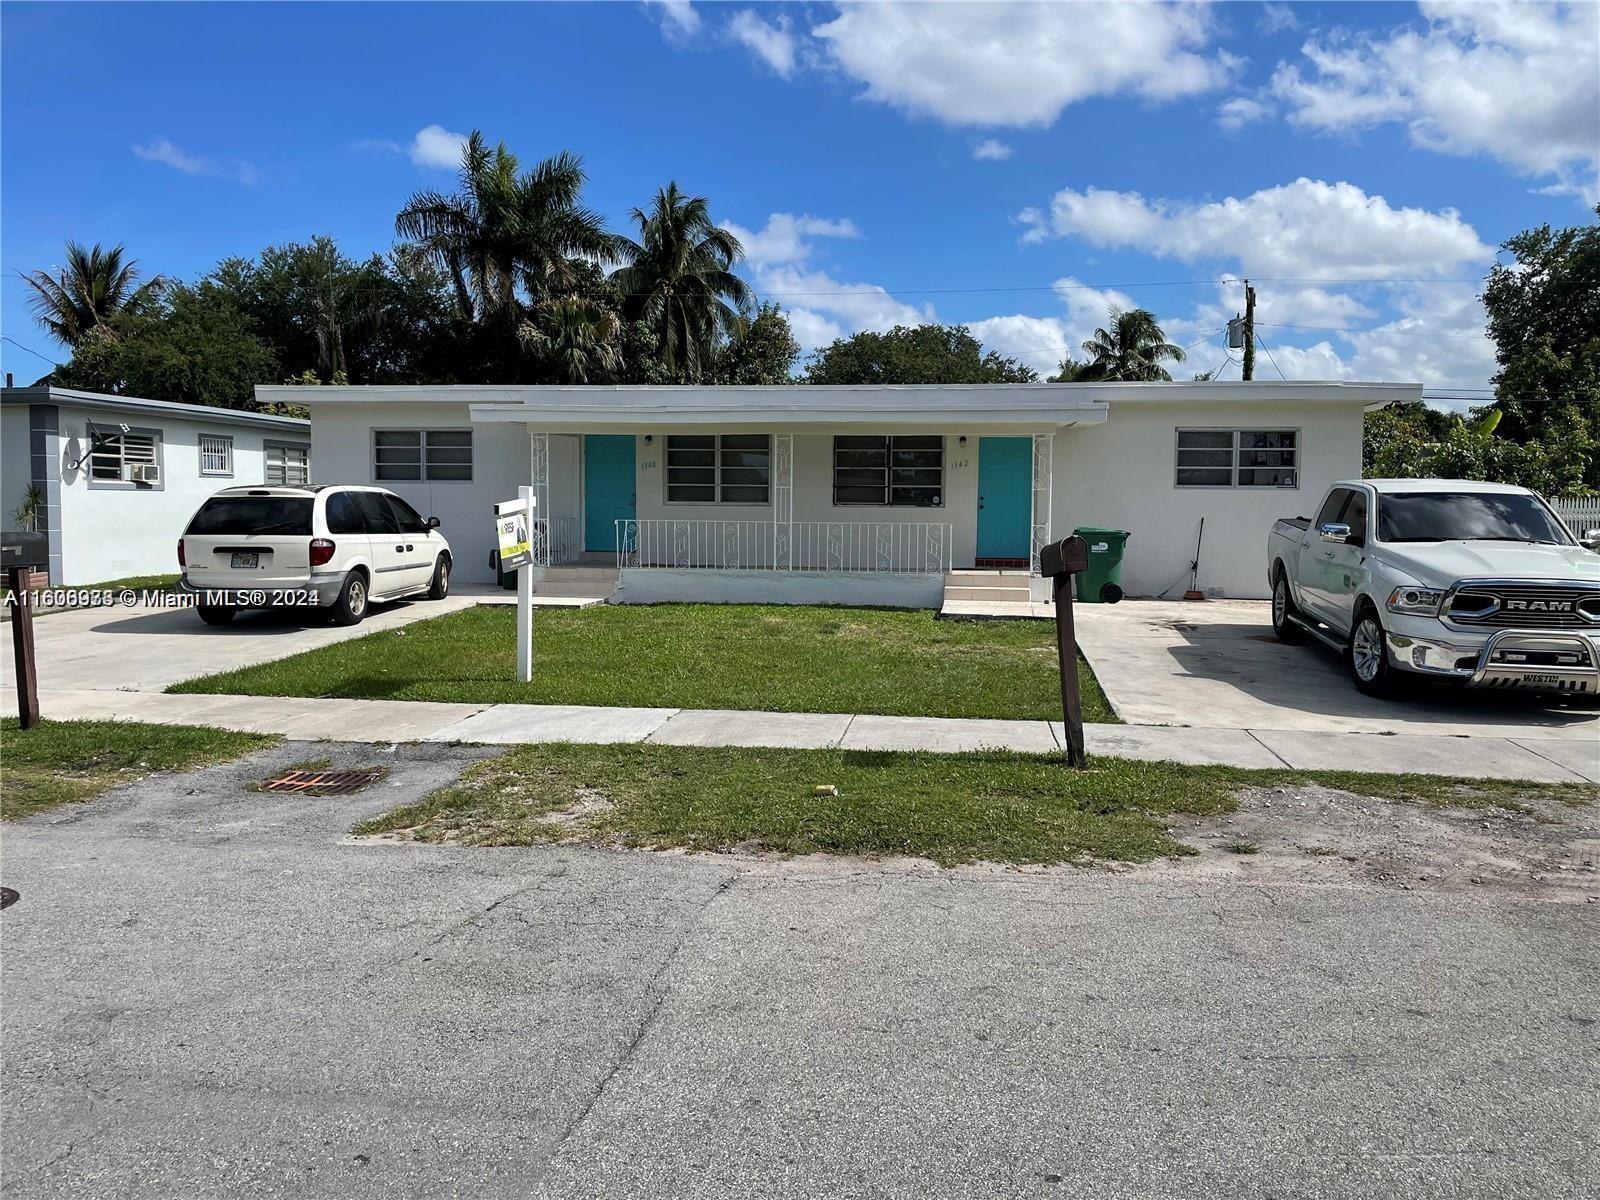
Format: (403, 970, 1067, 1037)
(1019, 177, 1493, 281)
(728, 9, 799, 77)
(132, 138, 257, 185)
(408, 124, 468, 170)
(972, 138, 1014, 161)
(1270, 1, 1599, 200)
(646, 0, 700, 37)
(1260, 3, 1298, 35)
(759, 265, 932, 337)
(967, 278, 1142, 376)
(785, 308, 848, 352)
(1216, 95, 1270, 133)
(811, 1, 1235, 126)
(721, 213, 861, 267)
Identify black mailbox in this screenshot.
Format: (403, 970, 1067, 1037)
(1, 530, 48, 571)
(1039, 535, 1088, 579)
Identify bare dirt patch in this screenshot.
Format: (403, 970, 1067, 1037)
(1134, 783, 1599, 903)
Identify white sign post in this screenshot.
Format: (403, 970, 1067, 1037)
(495, 487, 536, 682)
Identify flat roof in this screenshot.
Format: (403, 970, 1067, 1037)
(3, 385, 310, 433)
(255, 380, 1419, 429)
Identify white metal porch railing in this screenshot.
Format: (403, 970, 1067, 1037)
(1550, 496, 1600, 537)
(616, 519, 954, 574)
(532, 515, 581, 566)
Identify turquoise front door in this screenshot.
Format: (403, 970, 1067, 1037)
(976, 437, 1032, 561)
(584, 435, 636, 552)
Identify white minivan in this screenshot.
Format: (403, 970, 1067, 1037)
(178, 484, 452, 626)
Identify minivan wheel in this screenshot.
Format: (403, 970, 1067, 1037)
(427, 555, 451, 600)
(1271, 571, 1306, 643)
(1349, 606, 1398, 698)
(331, 572, 369, 626)
(197, 604, 235, 626)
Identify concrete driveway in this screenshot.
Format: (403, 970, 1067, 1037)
(1, 591, 483, 694)
(3, 743, 1597, 1199)
(1076, 599, 1600, 741)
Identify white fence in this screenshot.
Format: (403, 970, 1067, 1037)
(617, 520, 955, 574)
(1550, 496, 1600, 536)
(533, 516, 580, 565)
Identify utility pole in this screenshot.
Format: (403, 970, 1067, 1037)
(1241, 279, 1257, 382)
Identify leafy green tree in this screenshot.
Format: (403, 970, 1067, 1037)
(395, 133, 617, 326)
(519, 295, 623, 383)
(22, 242, 162, 347)
(1076, 308, 1185, 381)
(1050, 356, 1094, 382)
(711, 302, 799, 383)
(610, 182, 752, 380)
(1480, 206, 1599, 482)
(54, 282, 275, 408)
(804, 323, 1037, 384)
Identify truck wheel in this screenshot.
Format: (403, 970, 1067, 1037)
(197, 605, 235, 626)
(1348, 606, 1398, 698)
(330, 571, 368, 627)
(1271, 570, 1306, 643)
(427, 555, 451, 600)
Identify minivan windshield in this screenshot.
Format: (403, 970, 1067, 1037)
(1375, 492, 1571, 545)
(185, 496, 313, 536)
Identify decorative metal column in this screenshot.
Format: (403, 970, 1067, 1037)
(1030, 432, 1054, 576)
(528, 430, 551, 567)
(772, 434, 794, 570)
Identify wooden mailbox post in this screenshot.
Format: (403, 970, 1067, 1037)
(1039, 535, 1090, 768)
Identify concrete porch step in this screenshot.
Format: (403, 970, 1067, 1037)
(542, 566, 619, 582)
(943, 585, 1033, 603)
(531, 582, 617, 598)
(946, 570, 1031, 587)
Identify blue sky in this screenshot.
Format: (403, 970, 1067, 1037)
(3, 1, 1596, 397)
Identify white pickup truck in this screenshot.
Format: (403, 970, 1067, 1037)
(1267, 479, 1600, 698)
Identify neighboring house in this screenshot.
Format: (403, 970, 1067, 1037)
(262, 380, 1418, 604)
(2, 386, 311, 585)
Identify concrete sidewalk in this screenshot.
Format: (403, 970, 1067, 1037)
(23, 686, 1598, 783)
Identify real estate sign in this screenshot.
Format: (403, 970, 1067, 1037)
(494, 495, 535, 572)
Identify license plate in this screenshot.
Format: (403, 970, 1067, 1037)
(231, 552, 259, 569)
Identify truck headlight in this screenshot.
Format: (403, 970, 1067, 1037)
(1387, 586, 1444, 616)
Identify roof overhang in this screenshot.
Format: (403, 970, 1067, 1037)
(254, 380, 1422, 428)
(257, 383, 1112, 429)
(4, 386, 309, 432)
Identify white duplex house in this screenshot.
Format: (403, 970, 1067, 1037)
(2, 386, 311, 585)
(264, 380, 1419, 606)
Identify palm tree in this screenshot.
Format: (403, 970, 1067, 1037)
(1078, 308, 1185, 381)
(519, 295, 622, 383)
(610, 183, 752, 379)
(22, 242, 161, 346)
(395, 133, 618, 324)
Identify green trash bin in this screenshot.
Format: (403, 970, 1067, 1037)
(1071, 527, 1131, 603)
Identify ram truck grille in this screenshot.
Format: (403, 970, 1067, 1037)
(1447, 582, 1600, 628)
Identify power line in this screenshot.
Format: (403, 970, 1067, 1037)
(1254, 332, 1289, 382)
(0, 336, 57, 367)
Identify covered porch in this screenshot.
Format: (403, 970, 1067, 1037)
(468, 385, 1109, 594)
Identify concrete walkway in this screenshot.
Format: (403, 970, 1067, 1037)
(23, 686, 1599, 783)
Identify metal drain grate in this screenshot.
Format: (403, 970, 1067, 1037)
(261, 769, 382, 795)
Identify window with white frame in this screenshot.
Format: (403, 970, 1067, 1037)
(199, 434, 233, 476)
(88, 428, 159, 483)
(266, 443, 310, 486)
(373, 430, 472, 482)
(1175, 429, 1297, 488)
(665, 434, 771, 503)
(832, 435, 944, 507)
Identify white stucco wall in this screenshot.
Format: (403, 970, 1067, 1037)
(48, 404, 311, 585)
(310, 402, 534, 584)
(304, 392, 1367, 599)
(1051, 399, 1365, 599)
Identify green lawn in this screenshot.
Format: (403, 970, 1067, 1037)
(170, 603, 1117, 722)
(1, 718, 278, 820)
(354, 741, 1589, 866)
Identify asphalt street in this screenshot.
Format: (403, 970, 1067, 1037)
(2, 742, 1596, 1199)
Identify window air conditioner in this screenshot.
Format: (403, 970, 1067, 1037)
(127, 463, 161, 484)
